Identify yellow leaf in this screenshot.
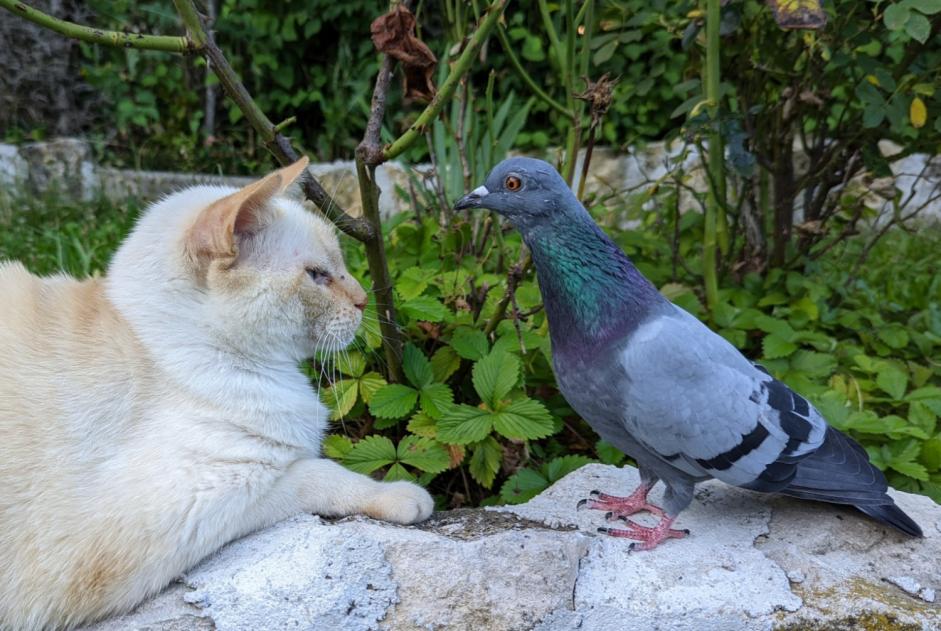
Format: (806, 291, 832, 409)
(866, 74, 880, 87)
(911, 96, 927, 129)
(767, 0, 827, 30)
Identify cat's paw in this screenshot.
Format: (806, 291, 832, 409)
(366, 481, 434, 524)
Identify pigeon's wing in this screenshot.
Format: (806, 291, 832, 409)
(617, 307, 827, 489)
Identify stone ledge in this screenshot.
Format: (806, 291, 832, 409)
(85, 463, 940, 631)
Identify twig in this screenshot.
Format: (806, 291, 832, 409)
(1, 0, 195, 52)
(173, 0, 374, 242)
(483, 251, 532, 337)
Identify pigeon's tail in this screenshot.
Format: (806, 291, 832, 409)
(856, 502, 923, 537)
(779, 426, 923, 537)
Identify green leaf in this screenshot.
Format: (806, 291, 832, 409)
(322, 434, 353, 460)
(406, 411, 438, 438)
(450, 327, 490, 360)
(876, 364, 908, 400)
(358, 372, 387, 404)
(908, 0, 941, 14)
(492, 398, 556, 441)
(344, 435, 396, 474)
(420, 382, 455, 419)
(890, 460, 929, 481)
(336, 351, 366, 378)
(430, 346, 461, 383)
(500, 468, 549, 504)
(878, 325, 910, 350)
(863, 104, 886, 128)
(545, 455, 595, 482)
(400, 296, 448, 322)
(468, 436, 502, 488)
(763, 334, 798, 359)
(397, 435, 450, 473)
(920, 435, 941, 470)
(593, 39, 618, 64)
(905, 12, 931, 43)
(472, 351, 520, 407)
(383, 462, 416, 482)
(368, 383, 419, 419)
(596, 439, 627, 466)
(403, 343, 434, 389)
(789, 350, 837, 379)
(437, 405, 494, 444)
(883, 3, 911, 30)
(324, 379, 359, 420)
(396, 266, 431, 300)
(753, 315, 795, 339)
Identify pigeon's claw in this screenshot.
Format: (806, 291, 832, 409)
(598, 516, 689, 551)
(577, 484, 663, 519)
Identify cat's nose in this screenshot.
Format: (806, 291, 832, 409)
(354, 299, 367, 312)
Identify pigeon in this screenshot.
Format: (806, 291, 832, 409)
(454, 157, 922, 550)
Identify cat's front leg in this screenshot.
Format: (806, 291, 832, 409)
(278, 457, 434, 524)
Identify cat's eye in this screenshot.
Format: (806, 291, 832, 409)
(505, 175, 522, 191)
(306, 267, 331, 285)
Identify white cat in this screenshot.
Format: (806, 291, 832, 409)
(0, 158, 433, 630)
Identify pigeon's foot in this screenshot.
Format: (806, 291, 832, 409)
(576, 485, 663, 519)
(598, 516, 689, 551)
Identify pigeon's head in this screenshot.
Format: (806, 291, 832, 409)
(453, 157, 578, 231)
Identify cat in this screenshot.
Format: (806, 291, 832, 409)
(0, 157, 434, 630)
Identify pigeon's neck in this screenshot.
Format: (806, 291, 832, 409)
(525, 216, 665, 357)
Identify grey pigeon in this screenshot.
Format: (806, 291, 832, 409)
(454, 157, 922, 550)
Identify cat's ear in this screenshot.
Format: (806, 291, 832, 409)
(186, 157, 310, 263)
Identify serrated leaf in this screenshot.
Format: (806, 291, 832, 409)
(500, 468, 549, 504)
(596, 439, 627, 465)
(324, 379, 359, 420)
(420, 382, 454, 419)
(790, 350, 837, 379)
(368, 383, 418, 419)
(878, 325, 910, 350)
(437, 405, 494, 444)
(763, 334, 798, 359)
(396, 266, 431, 300)
(890, 460, 929, 481)
(403, 343, 434, 389)
(752, 314, 795, 339)
(383, 462, 416, 482)
(336, 351, 366, 378)
(468, 436, 502, 488)
(450, 327, 490, 360)
(492, 397, 556, 440)
(920, 436, 941, 470)
(400, 296, 448, 322)
(359, 371, 387, 404)
(431, 346, 461, 383)
(910, 96, 927, 129)
(407, 411, 438, 438)
(545, 455, 595, 482)
(322, 434, 353, 460)
(473, 351, 520, 407)
(344, 435, 396, 474)
(397, 435, 450, 473)
(876, 364, 908, 400)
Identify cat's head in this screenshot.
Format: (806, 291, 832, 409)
(108, 158, 367, 363)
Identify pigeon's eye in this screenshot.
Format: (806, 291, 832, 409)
(307, 267, 331, 285)
(505, 175, 522, 192)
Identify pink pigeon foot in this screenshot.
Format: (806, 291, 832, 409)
(598, 515, 689, 551)
(576, 485, 665, 519)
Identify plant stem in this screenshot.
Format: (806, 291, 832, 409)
(1, 0, 196, 52)
(484, 252, 532, 336)
(172, 0, 373, 242)
(702, 0, 723, 316)
(356, 44, 403, 382)
(382, 0, 510, 163)
(495, 25, 572, 118)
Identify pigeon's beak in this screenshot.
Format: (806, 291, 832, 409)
(453, 185, 489, 211)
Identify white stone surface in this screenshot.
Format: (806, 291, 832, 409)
(82, 463, 940, 631)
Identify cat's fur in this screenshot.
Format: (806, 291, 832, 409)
(0, 158, 433, 630)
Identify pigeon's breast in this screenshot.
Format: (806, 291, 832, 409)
(552, 340, 633, 440)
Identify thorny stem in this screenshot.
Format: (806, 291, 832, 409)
(1, 0, 195, 52)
